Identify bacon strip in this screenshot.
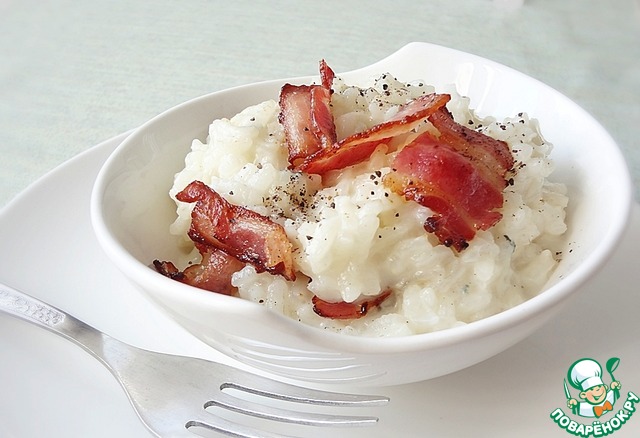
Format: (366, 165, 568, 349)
(428, 107, 513, 188)
(279, 60, 451, 175)
(310, 86, 337, 148)
(279, 84, 323, 166)
(312, 289, 392, 320)
(384, 131, 506, 251)
(279, 61, 337, 168)
(153, 244, 244, 295)
(299, 93, 451, 175)
(177, 180, 296, 281)
(319, 59, 335, 90)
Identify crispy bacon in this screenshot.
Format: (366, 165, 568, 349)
(177, 180, 296, 281)
(279, 59, 451, 175)
(310, 86, 337, 148)
(312, 289, 392, 320)
(153, 244, 244, 295)
(428, 107, 514, 187)
(384, 131, 506, 251)
(278, 84, 318, 164)
(319, 59, 335, 90)
(279, 61, 337, 168)
(299, 93, 451, 175)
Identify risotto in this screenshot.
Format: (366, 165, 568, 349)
(165, 72, 568, 337)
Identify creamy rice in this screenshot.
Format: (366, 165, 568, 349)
(168, 73, 568, 337)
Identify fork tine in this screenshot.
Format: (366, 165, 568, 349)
(205, 392, 379, 426)
(187, 415, 299, 438)
(221, 372, 390, 407)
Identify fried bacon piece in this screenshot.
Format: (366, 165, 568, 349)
(279, 61, 337, 168)
(153, 244, 244, 295)
(299, 93, 451, 175)
(385, 130, 509, 251)
(177, 180, 296, 281)
(279, 59, 451, 175)
(154, 181, 296, 293)
(312, 289, 392, 320)
(318, 59, 335, 89)
(428, 107, 514, 188)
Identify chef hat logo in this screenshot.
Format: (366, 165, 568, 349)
(568, 358, 604, 391)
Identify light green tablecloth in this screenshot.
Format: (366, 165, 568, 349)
(1, 0, 639, 207)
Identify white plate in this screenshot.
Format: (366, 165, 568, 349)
(1, 133, 639, 437)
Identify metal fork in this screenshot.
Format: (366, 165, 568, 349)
(0, 283, 388, 437)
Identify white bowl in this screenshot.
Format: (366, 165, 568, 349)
(91, 42, 632, 387)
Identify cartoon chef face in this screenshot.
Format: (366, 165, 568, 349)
(581, 383, 609, 405)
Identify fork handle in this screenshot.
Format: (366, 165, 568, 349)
(0, 282, 107, 358)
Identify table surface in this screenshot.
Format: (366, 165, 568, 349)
(1, 0, 639, 208)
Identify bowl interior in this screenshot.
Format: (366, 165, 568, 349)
(92, 42, 632, 352)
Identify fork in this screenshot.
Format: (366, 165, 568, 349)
(0, 282, 389, 437)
